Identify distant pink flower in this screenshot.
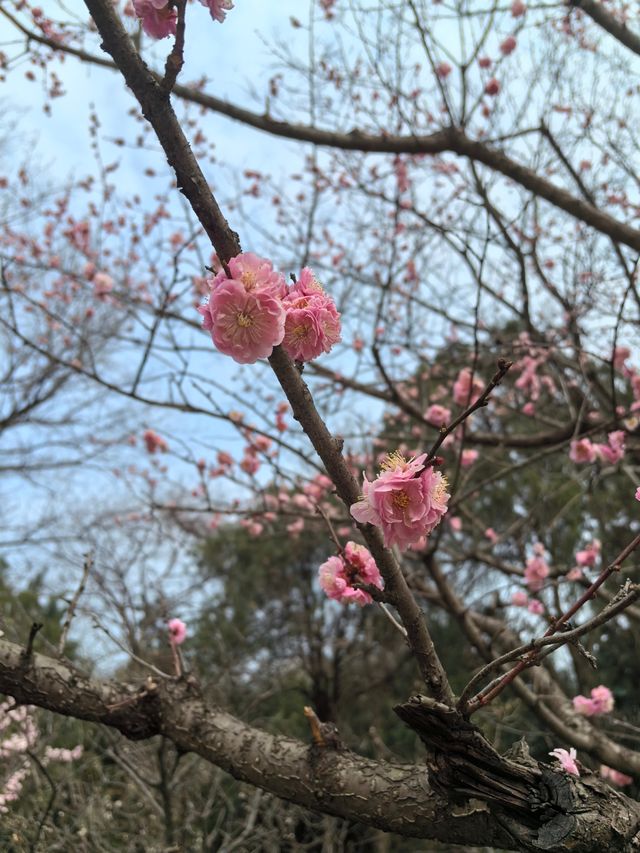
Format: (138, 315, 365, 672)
(93, 272, 113, 299)
(143, 429, 168, 454)
(636, 486, 640, 501)
(512, 591, 528, 607)
(569, 438, 597, 464)
(424, 404, 451, 427)
(44, 745, 83, 762)
(478, 56, 492, 69)
(567, 567, 583, 581)
(511, 0, 526, 15)
(168, 618, 187, 646)
(350, 453, 449, 550)
(318, 542, 383, 606)
(485, 78, 501, 96)
(600, 765, 633, 786)
(522, 402, 535, 416)
(528, 599, 544, 615)
(287, 518, 305, 536)
(575, 539, 600, 568)
(199, 0, 233, 23)
(453, 368, 484, 406)
(500, 36, 517, 55)
(132, 0, 177, 38)
(524, 552, 549, 592)
(449, 516, 462, 532)
(485, 527, 498, 544)
(573, 685, 614, 717)
(281, 270, 341, 362)
(436, 62, 452, 79)
(199, 279, 285, 364)
(594, 430, 625, 465)
(461, 449, 478, 467)
(549, 747, 579, 776)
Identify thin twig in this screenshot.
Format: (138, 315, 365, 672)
(58, 553, 92, 656)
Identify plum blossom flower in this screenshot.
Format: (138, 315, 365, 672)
(461, 449, 478, 467)
(512, 591, 528, 607)
(350, 452, 449, 550)
(549, 747, 579, 776)
(575, 539, 600, 568)
(500, 36, 517, 55)
(132, 0, 177, 38)
(281, 268, 341, 362)
(436, 62, 452, 78)
(318, 542, 383, 606)
(524, 551, 550, 592)
(528, 599, 544, 615)
(572, 685, 614, 717)
(199, 278, 285, 364)
(569, 438, 597, 464)
(143, 429, 168, 454)
(424, 404, 451, 427)
(199, 0, 233, 23)
(636, 486, 640, 502)
(511, 0, 526, 15)
(594, 430, 625, 465)
(453, 368, 484, 406)
(168, 618, 187, 646)
(484, 78, 501, 96)
(600, 765, 633, 786)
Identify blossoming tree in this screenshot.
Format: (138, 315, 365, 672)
(1, 0, 640, 849)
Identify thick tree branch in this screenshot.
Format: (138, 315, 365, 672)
(570, 0, 640, 56)
(2, 638, 640, 851)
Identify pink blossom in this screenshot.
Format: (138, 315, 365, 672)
(424, 404, 451, 427)
(485, 527, 498, 544)
(436, 62, 452, 79)
(199, 278, 285, 364)
(287, 518, 305, 535)
(143, 429, 168, 454)
(281, 270, 341, 362)
(636, 486, 640, 501)
(512, 591, 528, 607)
(484, 78, 501, 96)
(199, 0, 233, 23)
(522, 402, 535, 416)
(350, 453, 449, 550)
(572, 685, 614, 717)
(511, 0, 526, 15)
(478, 56, 492, 69)
(93, 272, 113, 299)
(44, 745, 83, 762)
(569, 438, 597, 464)
(594, 430, 625, 465)
(575, 539, 600, 568)
(449, 516, 462, 532)
(567, 567, 583, 581)
(549, 747, 579, 776)
(600, 765, 633, 786)
(318, 542, 383, 606)
(168, 618, 187, 645)
(210, 252, 287, 297)
(461, 449, 478, 467)
(453, 368, 484, 406)
(132, 0, 177, 38)
(524, 552, 549, 592)
(500, 36, 517, 55)
(527, 599, 544, 615)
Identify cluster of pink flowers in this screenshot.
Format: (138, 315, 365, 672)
(511, 591, 544, 614)
(572, 685, 614, 717)
(600, 765, 633, 787)
(168, 618, 187, 645)
(143, 429, 169, 454)
(350, 452, 449, 550)
(549, 747, 579, 776)
(569, 431, 625, 465)
(198, 254, 340, 364)
(524, 545, 550, 592)
(575, 539, 600, 568)
(318, 541, 383, 606)
(424, 404, 450, 427)
(453, 368, 484, 407)
(132, 0, 233, 39)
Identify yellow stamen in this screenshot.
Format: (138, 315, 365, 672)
(392, 491, 410, 508)
(236, 312, 254, 328)
(380, 451, 406, 472)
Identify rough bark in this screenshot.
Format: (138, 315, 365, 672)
(2, 638, 640, 850)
